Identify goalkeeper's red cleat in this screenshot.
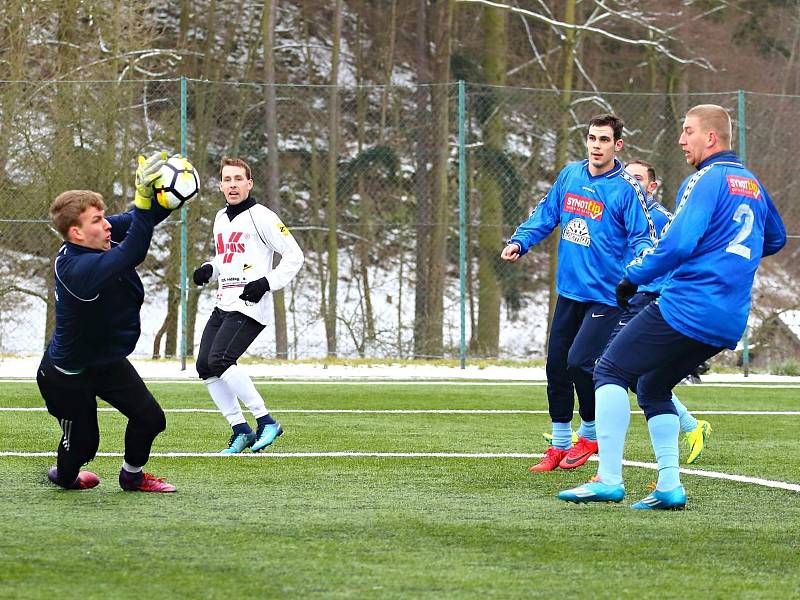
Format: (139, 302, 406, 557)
(48, 466, 100, 490)
(119, 469, 176, 493)
(558, 436, 598, 469)
(529, 447, 568, 472)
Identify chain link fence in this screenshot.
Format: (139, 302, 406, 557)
(0, 80, 797, 370)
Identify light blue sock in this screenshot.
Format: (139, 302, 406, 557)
(577, 420, 596, 441)
(551, 422, 573, 450)
(672, 393, 698, 433)
(595, 384, 631, 487)
(647, 413, 681, 491)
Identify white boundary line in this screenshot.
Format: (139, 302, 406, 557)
(2, 451, 798, 492)
(2, 407, 800, 415)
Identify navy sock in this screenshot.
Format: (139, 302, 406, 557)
(232, 423, 253, 436)
(256, 414, 277, 430)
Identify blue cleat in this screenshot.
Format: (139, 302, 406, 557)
(220, 431, 256, 454)
(558, 480, 625, 504)
(631, 485, 686, 510)
(252, 423, 283, 452)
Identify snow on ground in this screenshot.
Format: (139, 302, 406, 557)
(2, 354, 798, 383)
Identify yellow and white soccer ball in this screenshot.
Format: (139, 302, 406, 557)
(154, 155, 200, 210)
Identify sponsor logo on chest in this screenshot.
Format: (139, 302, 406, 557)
(216, 232, 249, 263)
(726, 175, 761, 200)
(563, 192, 605, 220)
(562, 218, 591, 247)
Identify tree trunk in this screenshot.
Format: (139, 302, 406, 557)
(324, 0, 344, 357)
(424, 0, 454, 358)
(413, 0, 433, 358)
(475, 4, 506, 357)
(262, 0, 288, 359)
(547, 0, 576, 345)
(355, 3, 376, 342)
(163, 231, 182, 357)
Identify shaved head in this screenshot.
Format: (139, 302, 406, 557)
(685, 104, 732, 149)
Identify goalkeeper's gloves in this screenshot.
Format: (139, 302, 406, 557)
(239, 277, 270, 303)
(134, 151, 167, 210)
(193, 264, 213, 286)
(615, 278, 638, 310)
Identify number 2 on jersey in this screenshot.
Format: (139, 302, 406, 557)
(725, 203, 754, 259)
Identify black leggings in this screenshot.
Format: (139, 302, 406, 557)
(195, 308, 265, 380)
(37, 353, 166, 483)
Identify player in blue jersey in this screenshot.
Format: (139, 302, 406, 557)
(36, 152, 179, 493)
(560, 104, 786, 509)
(501, 114, 655, 472)
(622, 159, 712, 464)
(545, 159, 712, 463)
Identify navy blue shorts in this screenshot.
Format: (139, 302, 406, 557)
(594, 301, 723, 419)
(546, 296, 622, 422)
(603, 291, 660, 352)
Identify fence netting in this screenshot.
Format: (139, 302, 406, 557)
(0, 80, 796, 370)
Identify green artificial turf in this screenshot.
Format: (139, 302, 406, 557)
(1, 382, 798, 599)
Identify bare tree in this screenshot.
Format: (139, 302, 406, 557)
(325, 0, 344, 357)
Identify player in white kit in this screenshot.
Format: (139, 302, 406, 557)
(193, 157, 304, 454)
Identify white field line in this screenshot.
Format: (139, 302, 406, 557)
(2, 407, 800, 415)
(1, 451, 798, 493)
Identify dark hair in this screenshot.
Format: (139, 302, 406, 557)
(49, 190, 106, 239)
(588, 113, 625, 141)
(219, 157, 252, 180)
(624, 159, 656, 183)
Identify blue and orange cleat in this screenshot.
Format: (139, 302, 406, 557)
(631, 485, 686, 510)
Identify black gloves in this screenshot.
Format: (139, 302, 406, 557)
(615, 278, 638, 310)
(239, 277, 270, 303)
(193, 264, 213, 286)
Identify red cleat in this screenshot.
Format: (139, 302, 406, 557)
(48, 466, 100, 490)
(558, 436, 598, 469)
(119, 470, 177, 493)
(529, 447, 568, 472)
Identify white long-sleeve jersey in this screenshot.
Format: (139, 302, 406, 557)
(204, 203, 304, 325)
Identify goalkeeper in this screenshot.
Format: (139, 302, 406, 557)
(37, 151, 180, 493)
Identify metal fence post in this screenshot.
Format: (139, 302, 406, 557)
(458, 81, 467, 369)
(180, 76, 188, 371)
(738, 89, 749, 377)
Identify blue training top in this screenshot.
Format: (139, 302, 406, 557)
(48, 206, 168, 371)
(510, 159, 655, 306)
(626, 151, 786, 349)
(637, 194, 672, 294)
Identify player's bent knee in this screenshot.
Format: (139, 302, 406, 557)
(641, 403, 678, 420)
(207, 356, 235, 378)
(593, 356, 629, 390)
(133, 401, 166, 435)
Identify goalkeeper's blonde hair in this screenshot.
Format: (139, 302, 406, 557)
(50, 190, 106, 239)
